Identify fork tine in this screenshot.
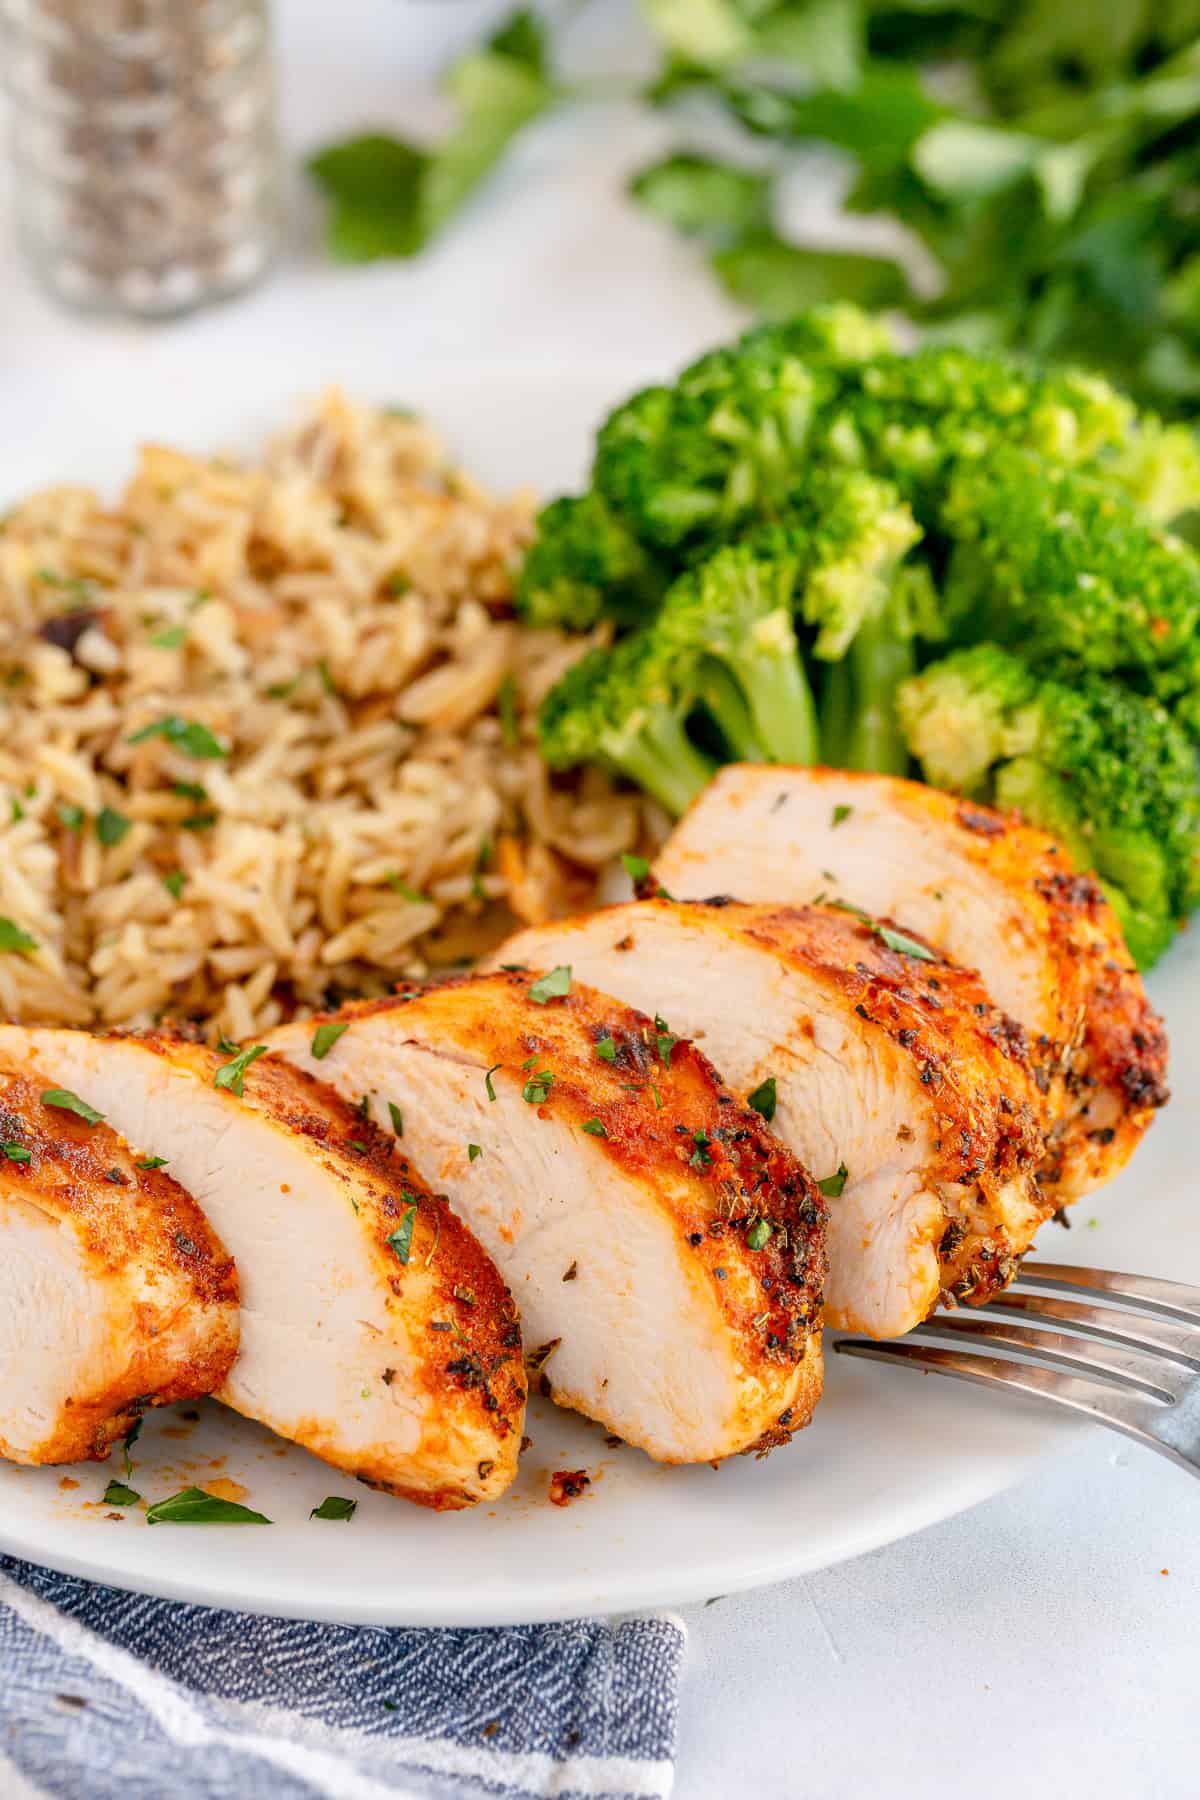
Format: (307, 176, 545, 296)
(1019, 1262, 1200, 1327)
(911, 1313, 1182, 1403)
(832, 1339, 1189, 1467)
(982, 1290, 1200, 1373)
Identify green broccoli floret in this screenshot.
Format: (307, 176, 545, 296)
(818, 567, 940, 776)
(516, 493, 666, 631)
(818, 346, 1134, 517)
(537, 633, 716, 818)
(1101, 419, 1200, 527)
(654, 539, 819, 765)
(896, 644, 1200, 967)
(736, 302, 897, 371)
(593, 333, 832, 552)
(941, 446, 1200, 675)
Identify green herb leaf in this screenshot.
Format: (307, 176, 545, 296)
(712, 233, 908, 317)
(180, 813, 217, 832)
(136, 1155, 168, 1170)
(467, 1142, 483, 1161)
(96, 806, 131, 848)
(621, 852, 650, 884)
(497, 673, 519, 747)
(128, 715, 227, 759)
(528, 964, 571, 1004)
(317, 659, 338, 697)
(654, 1014, 678, 1068)
(150, 625, 188, 649)
(831, 804, 852, 828)
(485, 1063, 502, 1102)
(311, 1021, 350, 1060)
(41, 1087, 105, 1125)
(145, 1486, 271, 1526)
(57, 804, 84, 834)
(122, 1418, 141, 1478)
(10, 797, 23, 822)
(385, 872, 430, 903)
(649, 1081, 663, 1110)
(630, 153, 771, 244)
(522, 1070, 554, 1104)
(162, 871, 186, 900)
(388, 1101, 404, 1137)
(877, 925, 936, 962)
(171, 780, 207, 803)
(311, 1495, 357, 1521)
(213, 1043, 267, 1098)
(746, 1076, 777, 1123)
(102, 1480, 141, 1506)
(746, 1219, 771, 1251)
(817, 1162, 849, 1198)
(689, 1130, 713, 1170)
(2, 1142, 30, 1163)
(386, 1202, 418, 1264)
(0, 917, 37, 953)
(581, 1117, 608, 1137)
(308, 133, 428, 261)
(596, 1034, 617, 1063)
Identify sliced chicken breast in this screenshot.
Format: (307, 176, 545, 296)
(656, 766, 1168, 1202)
(493, 900, 1050, 1336)
(0, 1066, 238, 1466)
(0, 1028, 526, 1509)
(266, 971, 827, 1464)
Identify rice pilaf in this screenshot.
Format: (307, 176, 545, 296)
(0, 390, 642, 1039)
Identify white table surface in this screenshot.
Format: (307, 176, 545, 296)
(2, 4, 1197, 1795)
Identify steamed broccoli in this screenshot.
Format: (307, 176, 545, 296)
(941, 447, 1200, 675)
(654, 539, 819, 765)
(516, 493, 666, 631)
(897, 644, 1200, 966)
(819, 566, 941, 775)
(1101, 419, 1200, 528)
(735, 302, 897, 372)
(537, 633, 716, 818)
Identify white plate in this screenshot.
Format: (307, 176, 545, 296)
(0, 350, 1196, 1627)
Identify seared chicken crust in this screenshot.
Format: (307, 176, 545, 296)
(656, 765, 1167, 1201)
(495, 900, 1051, 1335)
(267, 970, 828, 1464)
(0, 1065, 238, 1466)
(0, 1026, 526, 1509)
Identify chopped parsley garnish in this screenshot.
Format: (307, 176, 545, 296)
(213, 1043, 267, 1098)
(0, 917, 37, 953)
(136, 1155, 168, 1170)
(689, 1130, 713, 1170)
(150, 625, 187, 649)
(145, 1487, 271, 1526)
(162, 871, 186, 899)
(470, 838, 493, 901)
(180, 813, 217, 831)
(10, 797, 23, 823)
(387, 1101, 404, 1137)
(41, 1088, 105, 1125)
(498, 962, 528, 972)
(878, 924, 936, 962)
(520, 1055, 538, 1069)
(96, 806, 131, 848)
(311, 1495, 357, 1521)
(122, 1418, 141, 1478)
(817, 1163, 849, 1198)
(649, 1082, 663, 1110)
(746, 1076, 777, 1123)
(102, 1480, 141, 1507)
(311, 1021, 349, 1060)
(57, 803, 84, 834)
(468, 1142, 483, 1161)
(581, 1117, 607, 1137)
(1, 1142, 30, 1163)
(265, 675, 301, 700)
(522, 1069, 554, 1104)
(385, 873, 430, 903)
(484, 1063, 502, 1102)
(528, 964, 571, 1005)
(171, 780, 207, 802)
(386, 1202, 418, 1264)
(497, 673, 519, 747)
(831, 804, 852, 828)
(128, 715, 227, 759)
(596, 1034, 617, 1063)
(347, 1140, 368, 1154)
(317, 658, 338, 696)
(621, 852, 650, 883)
(654, 1015, 677, 1067)
(746, 1219, 772, 1251)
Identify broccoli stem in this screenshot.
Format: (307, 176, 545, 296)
(842, 610, 914, 775)
(818, 660, 853, 767)
(732, 644, 820, 765)
(612, 715, 716, 818)
(699, 662, 768, 761)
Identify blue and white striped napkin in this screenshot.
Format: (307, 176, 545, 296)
(0, 1556, 685, 1799)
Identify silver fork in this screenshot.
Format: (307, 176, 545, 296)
(834, 1261, 1200, 1477)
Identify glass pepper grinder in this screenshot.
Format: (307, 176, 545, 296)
(0, 0, 281, 317)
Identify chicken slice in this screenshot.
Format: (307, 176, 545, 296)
(266, 971, 827, 1464)
(656, 765, 1168, 1201)
(493, 900, 1050, 1336)
(0, 1028, 525, 1509)
(0, 1065, 238, 1467)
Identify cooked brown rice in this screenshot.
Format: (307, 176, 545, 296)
(0, 390, 645, 1039)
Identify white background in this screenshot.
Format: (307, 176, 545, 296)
(2, 4, 1198, 1795)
